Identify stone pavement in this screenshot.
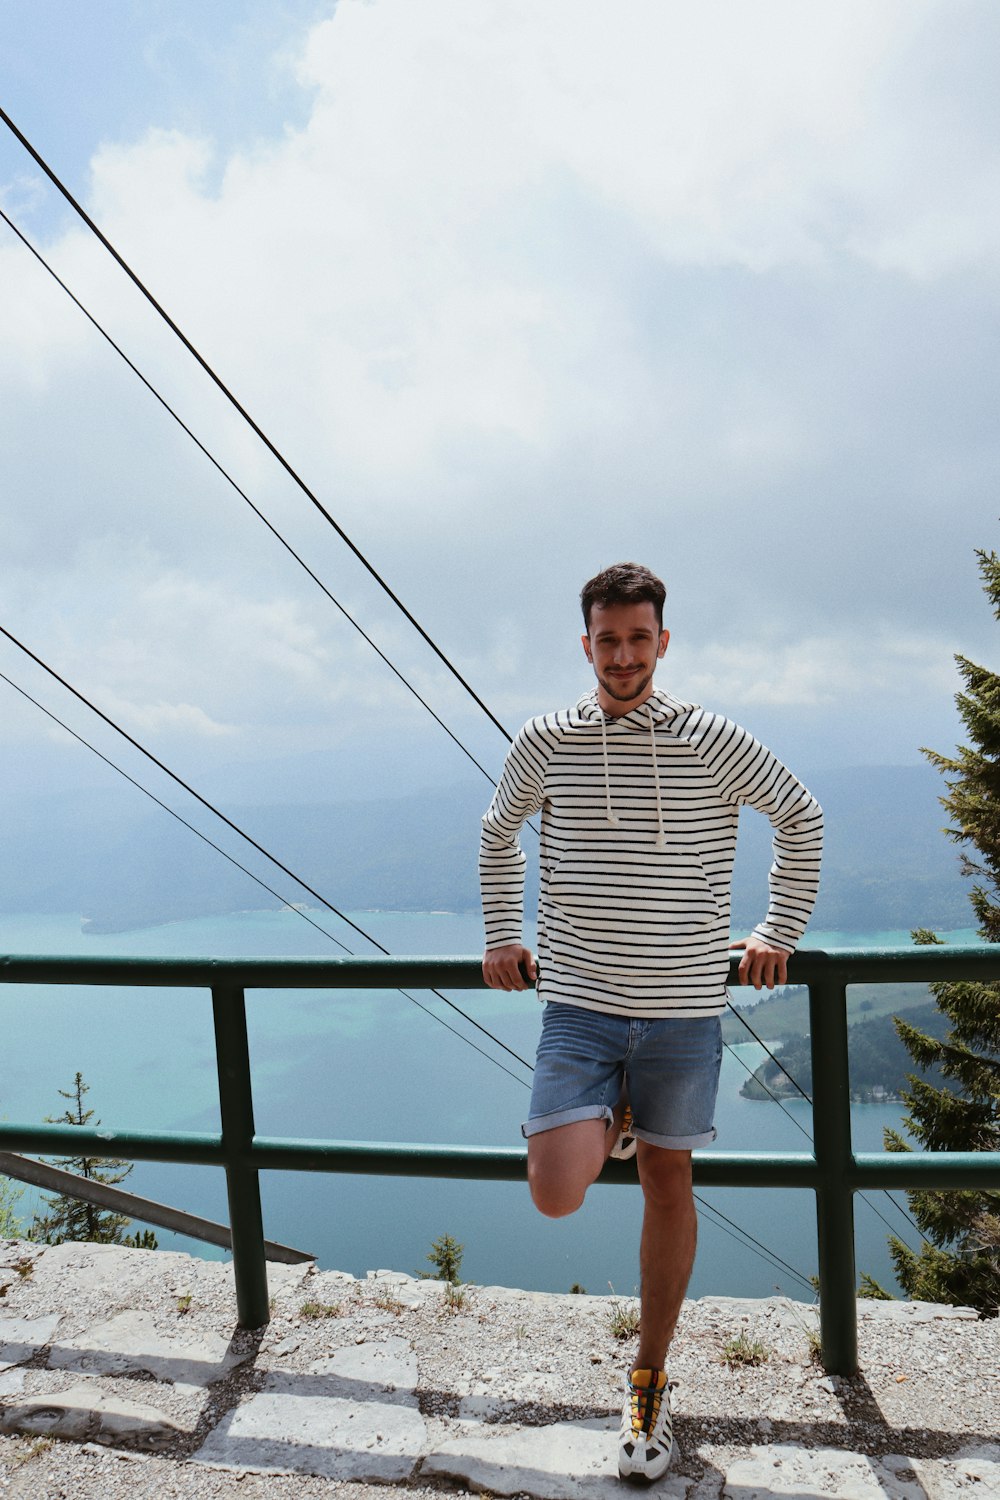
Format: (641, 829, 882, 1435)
(1, 1240, 998, 1499)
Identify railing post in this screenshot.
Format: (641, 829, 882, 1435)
(212, 983, 270, 1328)
(808, 976, 858, 1375)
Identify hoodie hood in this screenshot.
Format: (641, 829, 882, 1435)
(574, 684, 696, 727)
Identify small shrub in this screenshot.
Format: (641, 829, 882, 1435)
(12, 1437, 53, 1467)
(14, 1257, 34, 1282)
(569, 1283, 587, 1294)
(721, 1330, 770, 1367)
(420, 1232, 464, 1285)
(371, 1288, 404, 1315)
(607, 1296, 640, 1341)
(443, 1282, 467, 1313)
(300, 1300, 343, 1320)
(175, 1293, 192, 1315)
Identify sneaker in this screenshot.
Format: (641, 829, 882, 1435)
(618, 1367, 673, 1483)
(610, 1106, 637, 1160)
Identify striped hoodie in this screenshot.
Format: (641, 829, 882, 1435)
(480, 686, 823, 1018)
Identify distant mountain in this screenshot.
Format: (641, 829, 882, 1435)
(0, 763, 968, 935)
(730, 762, 968, 932)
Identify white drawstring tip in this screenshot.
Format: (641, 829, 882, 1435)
(607, 812, 620, 826)
(655, 831, 666, 849)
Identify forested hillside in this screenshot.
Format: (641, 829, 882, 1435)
(0, 763, 967, 935)
(738, 1002, 948, 1102)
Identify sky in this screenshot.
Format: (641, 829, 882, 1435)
(1, 0, 998, 824)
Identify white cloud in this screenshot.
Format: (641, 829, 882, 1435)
(0, 0, 997, 783)
(672, 630, 962, 709)
(103, 697, 236, 738)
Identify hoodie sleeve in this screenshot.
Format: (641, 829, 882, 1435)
(684, 710, 824, 953)
(479, 719, 550, 951)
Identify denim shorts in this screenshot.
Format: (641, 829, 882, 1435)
(522, 1001, 722, 1150)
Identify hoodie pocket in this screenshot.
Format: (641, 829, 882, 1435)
(544, 851, 720, 972)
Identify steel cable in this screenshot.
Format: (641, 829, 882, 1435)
(0, 622, 534, 1076)
(0, 203, 502, 797)
(0, 105, 515, 744)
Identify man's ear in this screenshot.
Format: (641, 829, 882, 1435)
(657, 628, 670, 659)
(581, 632, 593, 663)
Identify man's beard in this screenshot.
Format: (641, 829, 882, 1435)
(597, 666, 654, 703)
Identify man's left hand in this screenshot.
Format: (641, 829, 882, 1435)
(731, 936, 788, 991)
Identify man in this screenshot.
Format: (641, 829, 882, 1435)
(480, 562, 823, 1484)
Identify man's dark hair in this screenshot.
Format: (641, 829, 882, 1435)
(580, 562, 667, 631)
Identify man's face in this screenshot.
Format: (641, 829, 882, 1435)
(582, 600, 669, 715)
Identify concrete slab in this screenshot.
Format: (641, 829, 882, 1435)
(0, 1369, 25, 1395)
(192, 1338, 425, 1482)
(722, 1444, 892, 1498)
(423, 1416, 694, 1500)
(305, 1335, 418, 1399)
(48, 1309, 253, 1389)
(0, 1314, 60, 1371)
(879, 1446, 1000, 1500)
(856, 1300, 979, 1322)
(0, 1381, 186, 1449)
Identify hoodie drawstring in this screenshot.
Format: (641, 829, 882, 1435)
(647, 705, 666, 848)
(600, 704, 667, 848)
(600, 709, 619, 826)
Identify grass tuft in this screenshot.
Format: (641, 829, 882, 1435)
(300, 1300, 343, 1320)
(607, 1296, 641, 1341)
(721, 1330, 771, 1367)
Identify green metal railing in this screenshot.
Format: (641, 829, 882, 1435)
(1, 946, 998, 1374)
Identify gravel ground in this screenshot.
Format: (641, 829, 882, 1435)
(1, 1240, 997, 1498)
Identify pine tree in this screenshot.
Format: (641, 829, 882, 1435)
(31, 1072, 157, 1249)
(0, 1175, 25, 1240)
(883, 548, 1000, 1315)
(419, 1231, 464, 1285)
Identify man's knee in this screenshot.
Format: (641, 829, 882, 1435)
(526, 1118, 606, 1218)
(529, 1167, 587, 1219)
(637, 1146, 693, 1209)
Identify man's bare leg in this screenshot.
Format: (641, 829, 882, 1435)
(634, 1144, 696, 1368)
(527, 1099, 627, 1218)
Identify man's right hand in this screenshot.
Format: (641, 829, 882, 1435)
(482, 944, 537, 992)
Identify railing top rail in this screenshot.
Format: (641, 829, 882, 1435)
(1, 944, 999, 988)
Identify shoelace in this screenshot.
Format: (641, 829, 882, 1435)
(629, 1377, 665, 1435)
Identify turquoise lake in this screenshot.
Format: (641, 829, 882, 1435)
(0, 909, 973, 1301)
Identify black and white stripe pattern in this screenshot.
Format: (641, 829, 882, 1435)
(480, 687, 823, 1018)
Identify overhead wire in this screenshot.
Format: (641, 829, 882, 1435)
(0, 665, 821, 1289)
(0, 184, 875, 1155)
(0, 636, 826, 1288)
(1, 636, 821, 1285)
(725, 998, 929, 1247)
(725, 997, 811, 1101)
(0, 185, 832, 1154)
(0, 621, 534, 1078)
(0, 112, 909, 1286)
(692, 1197, 817, 1294)
(0, 202, 502, 798)
(0, 104, 516, 745)
(0, 667, 531, 1091)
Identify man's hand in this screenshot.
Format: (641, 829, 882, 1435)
(731, 936, 788, 991)
(482, 944, 537, 992)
